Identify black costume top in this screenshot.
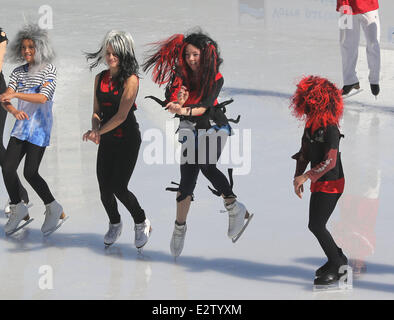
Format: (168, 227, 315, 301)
(292, 124, 345, 194)
(96, 70, 138, 140)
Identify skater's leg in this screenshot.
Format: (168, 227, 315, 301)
(23, 141, 55, 204)
(97, 141, 121, 225)
(2, 137, 28, 204)
(339, 13, 361, 85)
(309, 192, 343, 267)
(360, 10, 381, 85)
(176, 163, 199, 224)
(112, 136, 146, 225)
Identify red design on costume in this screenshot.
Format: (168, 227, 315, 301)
(311, 178, 345, 194)
(336, 0, 379, 15)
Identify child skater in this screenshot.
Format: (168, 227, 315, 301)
(0, 23, 67, 236)
(143, 30, 253, 258)
(291, 75, 350, 288)
(83, 30, 152, 250)
(0, 27, 29, 216)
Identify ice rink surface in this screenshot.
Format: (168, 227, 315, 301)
(1, 0, 394, 300)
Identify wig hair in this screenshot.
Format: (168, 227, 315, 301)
(290, 75, 343, 130)
(8, 23, 55, 65)
(85, 30, 139, 88)
(142, 28, 223, 102)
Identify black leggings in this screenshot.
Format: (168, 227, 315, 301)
(0, 74, 29, 203)
(2, 137, 54, 205)
(309, 192, 343, 267)
(97, 134, 146, 225)
(178, 134, 235, 202)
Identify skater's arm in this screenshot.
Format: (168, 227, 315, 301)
(292, 133, 310, 177)
(98, 74, 139, 136)
(305, 126, 340, 183)
(1, 91, 49, 104)
(0, 88, 29, 120)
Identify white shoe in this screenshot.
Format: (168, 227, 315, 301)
(4, 202, 30, 235)
(104, 221, 123, 246)
(170, 222, 187, 258)
(225, 199, 246, 238)
(134, 219, 152, 249)
(41, 200, 67, 236)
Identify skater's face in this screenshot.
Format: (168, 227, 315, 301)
(105, 45, 119, 69)
(185, 44, 200, 73)
(21, 39, 36, 64)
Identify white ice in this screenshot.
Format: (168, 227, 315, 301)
(0, 0, 394, 300)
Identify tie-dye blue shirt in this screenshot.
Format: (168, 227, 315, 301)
(8, 63, 57, 147)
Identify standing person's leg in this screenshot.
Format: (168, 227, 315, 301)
(361, 10, 381, 87)
(340, 13, 361, 86)
(309, 192, 345, 269)
(23, 142, 55, 204)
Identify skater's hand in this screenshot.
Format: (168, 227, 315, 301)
(293, 174, 308, 199)
(83, 129, 100, 144)
(12, 110, 29, 120)
(166, 101, 183, 115)
(177, 86, 189, 106)
(0, 92, 15, 103)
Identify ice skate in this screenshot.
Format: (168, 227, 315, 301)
(315, 248, 348, 277)
(41, 200, 68, 236)
(313, 265, 353, 292)
(104, 221, 123, 247)
(134, 219, 152, 251)
(4, 199, 32, 218)
(224, 199, 254, 243)
(170, 222, 187, 259)
(4, 202, 34, 236)
(370, 84, 380, 99)
(342, 83, 363, 99)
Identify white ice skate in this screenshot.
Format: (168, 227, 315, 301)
(104, 221, 123, 247)
(134, 219, 152, 250)
(41, 200, 68, 236)
(343, 89, 363, 100)
(4, 200, 33, 218)
(224, 199, 254, 243)
(170, 223, 187, 258)
(4, 202, 34, 236)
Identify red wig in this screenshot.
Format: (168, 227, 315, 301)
(290, 75, 343, 131)
(142, 30, 222, 103)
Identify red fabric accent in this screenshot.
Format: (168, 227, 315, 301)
(113, 127, 123, 138)
(102, 102, 112, 107)
(100, 71, 117, 93)
(336, 0, 379, 14)
(311, 178, 345, 193)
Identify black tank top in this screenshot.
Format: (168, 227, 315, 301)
(96, 70, 139, 139)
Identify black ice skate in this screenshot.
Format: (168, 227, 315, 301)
(342, 83, 363, 99)
(370, 84, 380, 99)
(313, 265, 353, 292)
(315, 248, 348, 278)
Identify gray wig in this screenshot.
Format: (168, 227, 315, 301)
(8, 23, 55, 65)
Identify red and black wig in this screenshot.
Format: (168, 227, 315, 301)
(290, 76, 343, 131)
(142, 29, 223, 102)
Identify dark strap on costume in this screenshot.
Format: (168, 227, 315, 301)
(0, 29, 8, 43)
(208, 168, 234, 197)
(166, 181, 194, 201)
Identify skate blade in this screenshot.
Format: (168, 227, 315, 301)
(343, 89, 363, 100)
(43, 216, 69, 237)
(135, 226, 153, 250)
(232, 213, 254, 243)
(5, 218, 34, 236)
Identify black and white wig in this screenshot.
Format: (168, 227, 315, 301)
(8, 23, 55, 65)
(85, 30, 139, 88)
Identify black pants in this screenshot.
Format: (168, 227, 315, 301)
(2, 137, 54, 205)
(309, 192, 343, 267)
(97, 133, 146, 225)
(0, 74, 29, 204)
(178, 134, 234, 201)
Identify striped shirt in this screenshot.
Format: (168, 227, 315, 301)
(8, 63, 57, 147)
